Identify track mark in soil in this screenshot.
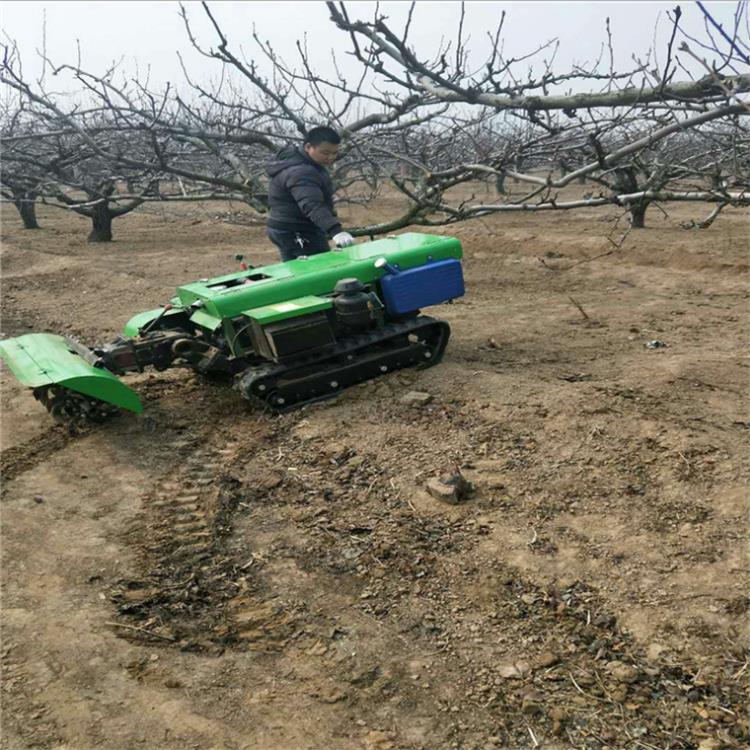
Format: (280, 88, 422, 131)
(0, 424, 82, 484)
(112, 427, 293, 652)
(1, 644, 64, 749)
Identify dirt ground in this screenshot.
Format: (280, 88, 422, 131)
(0, 191, 748, 750)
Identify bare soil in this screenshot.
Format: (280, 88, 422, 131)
(1, 193, 748, 750)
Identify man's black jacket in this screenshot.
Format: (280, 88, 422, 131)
(266, 145, 342, 237)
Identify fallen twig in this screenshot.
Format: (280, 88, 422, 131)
(568, 296, 591, 321)
(105, 621, 177, 642)
(526, 725, 539, 748)
(538, 225, 633, 272)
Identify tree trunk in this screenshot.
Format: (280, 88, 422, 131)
(512, 157, 524, 183)
(495, 172, 507, 195)
(629, 202, 648, 228)
(13, 191, 40, 229)
(611, 168, 647, 228)
(88, 203, 114, 242)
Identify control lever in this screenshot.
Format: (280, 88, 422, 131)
(234, 253, 254, 271)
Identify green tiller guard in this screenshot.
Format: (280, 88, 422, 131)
(0, 333, 143, 413)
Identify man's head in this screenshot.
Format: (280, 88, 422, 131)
(303, 126, 341, 167)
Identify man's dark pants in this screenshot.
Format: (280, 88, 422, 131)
(267, 226, 330, 262)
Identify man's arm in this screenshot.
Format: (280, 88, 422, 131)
(287, 171, 342, 237)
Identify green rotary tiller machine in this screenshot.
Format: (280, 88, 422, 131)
(0, 233, 465, 425)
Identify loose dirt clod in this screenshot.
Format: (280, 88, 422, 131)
(426, 477, 461, 503)
(426, 470, 475, 504)
(399, 390, 433, 406)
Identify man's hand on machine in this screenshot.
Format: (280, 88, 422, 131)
(332, 231, 355, 248)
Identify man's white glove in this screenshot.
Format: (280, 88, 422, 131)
(332, 231, 355, 248)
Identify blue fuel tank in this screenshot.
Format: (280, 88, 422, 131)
(379, 258, 465, 315)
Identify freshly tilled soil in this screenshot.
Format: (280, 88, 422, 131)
(1, 194, 748, 749)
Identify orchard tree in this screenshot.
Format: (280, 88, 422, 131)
(1, 1, 747, 239)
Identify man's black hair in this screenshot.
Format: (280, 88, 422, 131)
(304, 126, 341, 146)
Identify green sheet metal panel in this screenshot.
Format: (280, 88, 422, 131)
(176, 265, 295, 308)
(0, 333, 142, 412)
(243, 295, 333, 324)
(189, 308, 223, 331)
(123, 307, 186, 337)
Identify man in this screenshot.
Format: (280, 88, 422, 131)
(266, 126, 354, 261)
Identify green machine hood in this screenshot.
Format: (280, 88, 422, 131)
(176, 233, 462, 320)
